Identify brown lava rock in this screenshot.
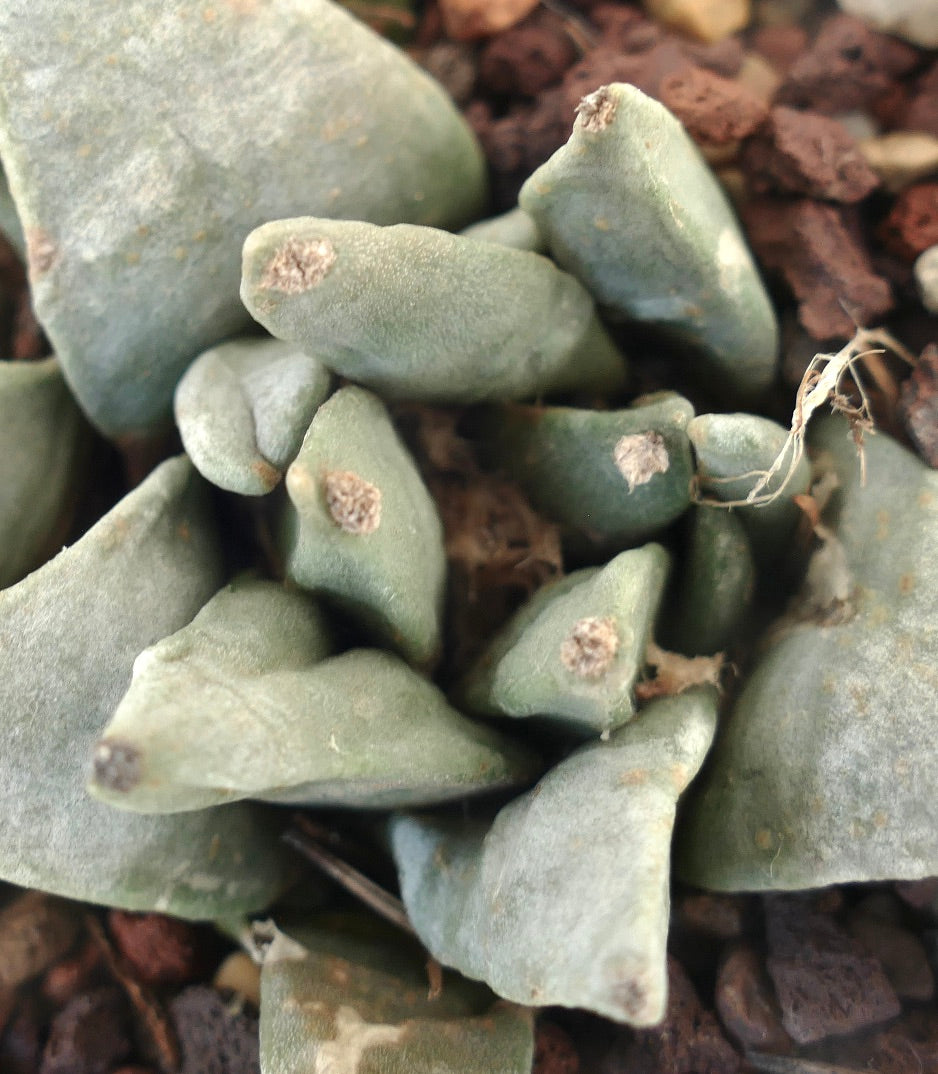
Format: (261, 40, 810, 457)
(880, 183, 938, 261)
(742, 197, 893, 338)
(764, 894, 901, 1045)
(170, 986, 260, 1074)
(660, 66, 768, 146)
(562, 40, 693, 106)
(477, 10, 577, 97)
(108, 911, 205, 988)
(715, 943, 793, 1054)
(900, 343, 938, 468)
(775, 13, 920, 115)
(741, 107, 880, 203)
(40, 986, 132, 1074)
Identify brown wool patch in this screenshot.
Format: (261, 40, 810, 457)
(613, 431, 670, 492)
(560, 616, 618, 678)
(324, 470, 382, 534)
(260, 236, 336, 293)
(576, 86, 618, 132)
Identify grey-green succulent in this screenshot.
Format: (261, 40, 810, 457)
(240, 217, 627, 404)
(390, 689, 718, 1024)
(2, 0, 932, 1064)
(457, 544, 670, 735)
(281, 385, 447, 667)
(0, 458, 291, 916)
(677, 417, 938, 890)
(519, 83, 779, 397)
(0, 356, 90, 588)
(259, 920, 535, 1074)
(175, 337, 332, 495)
(0, 0, 486, 435)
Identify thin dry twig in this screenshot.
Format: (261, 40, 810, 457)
(285, 817, 447, 1001)
(285, 817, 416, 937)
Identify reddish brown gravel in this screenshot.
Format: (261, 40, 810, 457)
(741, 106, 880, 202)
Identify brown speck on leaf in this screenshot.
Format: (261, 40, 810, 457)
(92, 740, 142, 794)
(260, 236, 336, 293)
(576, 85, 617, 132)
(324, 470, 382, 534)
(613, 431, 670, 492)
(25, 229, 58, 277)
(560, 616, 618, 678)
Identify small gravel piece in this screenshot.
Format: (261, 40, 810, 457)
(660, 66, 768, 145)
(764, 895, 900, 1045)
(742, 197, 893, 338)
(715, 944, 793, 1053)
(170, 986, 260, 1074)
(776, 13, 919, 114)
(880, 183, 938, 261)
(741, 107, 879, 202)
(108, 911, 204, 988)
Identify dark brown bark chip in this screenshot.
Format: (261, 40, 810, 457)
(742, 197, 893, 339)
(108, 911, 204, 989)
(775, 14, 920, 115)
(715, 944, 793, 1054)
(763, 894, 901, 1046)
(593, 957, 741, 1074)
(880, 183, 938, 261)
(533, 1020, 581, 1074)
(170, 986, 260, 1074)
(899, 343, 938, 468)
(660, 66, 768, 146)
(477, 11, 578, 98)
(741, 107, 880, 203)
(40, 986, 132, 1074)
